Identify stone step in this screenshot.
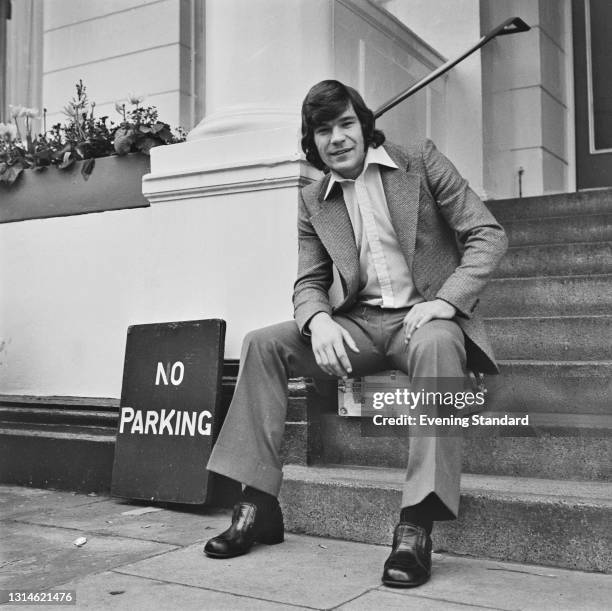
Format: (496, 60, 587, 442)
(486, 188, 612, 221)
(485, 315, 612, 360)
(311, 360, 612, 481)
(312, 410, 612, 482)
(502, 213, 612, 246)
(0, 426, 240, 506)
(280, 465, 611, 572)
(491, 360, 612, 415)
(0, 426, 116, 492)
(479, 274, 612, 317)
(0, 371, 308, 493)
(0, 406, 118, 427)
(495, 241, 612, 278)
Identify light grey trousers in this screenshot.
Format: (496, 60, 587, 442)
(207, 304, 466, 519)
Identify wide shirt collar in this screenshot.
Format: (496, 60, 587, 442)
(323, 144, 398, 200)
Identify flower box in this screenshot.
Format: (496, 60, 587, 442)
(0, 154, 150, 224)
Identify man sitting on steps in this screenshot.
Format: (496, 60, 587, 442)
(203, 79, 507, 588)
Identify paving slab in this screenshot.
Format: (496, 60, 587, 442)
(0, 522, 175, 591)
(337, 589, 504, 610)
(51, 571, 311, 610)
(11, 497, 230, 546)
(114, 534, 388, 609)
(369, 554, 612, 611)
(72, 546, 612, 611)
(0, 485, 106, 521)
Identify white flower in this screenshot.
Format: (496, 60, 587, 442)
(0, 122, 18, 141)
(114, 100, 126, 114)
(127, 92, 145, 105)
(23, 107, 40, 119)
(62, 102, 78, 118)
(9, 104, 25, 118)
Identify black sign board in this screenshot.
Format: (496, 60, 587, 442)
(111, 319, 226, 504)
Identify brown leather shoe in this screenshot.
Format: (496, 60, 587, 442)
(382, 523, 432, 587)
(203, 501, 284, 558)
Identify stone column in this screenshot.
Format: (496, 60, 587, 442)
(190, 0, 334, 140)
(481, 0, 572, 198)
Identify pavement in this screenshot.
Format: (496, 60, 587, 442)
(1, 485, 610, 610)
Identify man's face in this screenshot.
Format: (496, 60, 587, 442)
(313, 102, 366, 179)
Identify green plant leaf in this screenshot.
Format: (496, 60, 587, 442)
(137, 137, 159, 155)
(0, 164, 23, 185)
(53, 144, 72, 164)
(58, 151, 75, 170)
(81, 158, 95, 181)
(114, 133, 134, 155)
(156, 125, 173, 143)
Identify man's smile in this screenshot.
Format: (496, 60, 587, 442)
(330, 147, 353, 156)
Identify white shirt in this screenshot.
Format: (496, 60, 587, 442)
(324, 145, 424, 309)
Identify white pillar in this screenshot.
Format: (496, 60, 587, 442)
(190, 0, 334, 140)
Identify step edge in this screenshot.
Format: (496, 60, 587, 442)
(0, 426, 116, 442)
(498, 359, 612, 366)
(486, 187, 612, 205)
(488, 272, 612, 283)
(484, 314, 612, 321)
(282, 464, 612, 503)
(0, 407, 118, 418)
(0, 395, 120, 408)
(501, 212, 612, 223)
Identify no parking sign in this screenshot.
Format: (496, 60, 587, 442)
(111, 319, 226, 503)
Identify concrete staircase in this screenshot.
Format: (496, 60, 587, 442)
(279, 189, 612, 573)
(1, 189, 610, 573)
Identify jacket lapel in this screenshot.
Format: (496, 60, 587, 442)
(310, 180, 360, 296)
(380, 159, 421, 269)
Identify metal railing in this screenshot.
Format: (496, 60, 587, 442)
(374, 17, 530, 119)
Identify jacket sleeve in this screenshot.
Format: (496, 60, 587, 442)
(292, 188, 334, 334)
(421, 138, 508, 318)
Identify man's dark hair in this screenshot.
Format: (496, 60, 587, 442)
(301, 80, 385, 172)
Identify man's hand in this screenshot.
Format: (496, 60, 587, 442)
(403, 299, 456, 342)
(309, 312, 360, 378)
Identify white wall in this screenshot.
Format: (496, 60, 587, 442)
(380, 0, 484, 195)
(42, 0, 198, 133)
(0, 185, 299, 397)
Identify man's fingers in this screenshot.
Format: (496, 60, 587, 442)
(341, 328, 360, 353)
(405, 314, 434, 342)
(314, 343, 339, 377)
(336, 346, 353, 377)
(324, 345, 347, 378)
(314, 350, 325, 373)
(416, 313, 433, 329)
(312, 323, 357, 377)
(315, 347, 333, 376)
(404, 315, 416, 341)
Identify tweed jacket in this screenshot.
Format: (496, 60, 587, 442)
(293, 138, 508, 374)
